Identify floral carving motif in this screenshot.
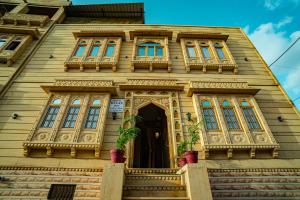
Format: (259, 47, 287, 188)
(54, 80, 113, 87)
(190, 81, 249, 89)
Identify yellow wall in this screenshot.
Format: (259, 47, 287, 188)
(0, 24, 300, 168)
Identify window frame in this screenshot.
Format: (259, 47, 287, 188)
(239, 99, 263, 131)
(62, 98, 82, 129)
(220, 99, 241, 131)
(84, 99, 102, 129)
(39, 98, 61, 129)
(200, 99, 220, 131)
(136, 41, 164, 57)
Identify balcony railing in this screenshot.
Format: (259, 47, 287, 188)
(1, 13, 49, 27)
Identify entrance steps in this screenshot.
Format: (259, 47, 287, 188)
(122, 168, 189, 200)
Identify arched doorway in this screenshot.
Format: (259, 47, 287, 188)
(133, 103, 170, 168)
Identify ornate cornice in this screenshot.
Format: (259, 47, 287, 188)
(73, 30, 126, 41)
(0, 26, 40, 39)
(187, 81, 260, 96)
(129, 30, 173, 40)
(119, 79, 184, 91)
(176, 32, 229, 42)
(41, 80, 117, 95)
(0, 166, 103, 172)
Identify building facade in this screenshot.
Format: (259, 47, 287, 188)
(0, 1, 300, 200)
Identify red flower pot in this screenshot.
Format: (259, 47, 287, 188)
(178, 157, 187, 167)
(185, 151, 198, 163)
(110, 149, 126, 163)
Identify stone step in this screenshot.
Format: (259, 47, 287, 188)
(125, 174, 182, 186)
(126, 168, 178, 175)
(123, 185, 187, 197)
(123, 197, 189, 200)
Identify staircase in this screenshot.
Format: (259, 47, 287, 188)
(122, 168, 190, 200)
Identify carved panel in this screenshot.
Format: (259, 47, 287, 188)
(123, 90, 184, 168)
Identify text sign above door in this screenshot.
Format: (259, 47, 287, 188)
(109, 99, 125, 113)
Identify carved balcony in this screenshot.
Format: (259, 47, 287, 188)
(131, 56, 171, 72)
(1, 13, 49, 27)
(185, 57, 237, 73)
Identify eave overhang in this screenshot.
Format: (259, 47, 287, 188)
(41, 80, 117, 95)
(187, 81, 260, 97)
(119, 79, 184, 91)
(176, 32, 229, 42)
(129, 30, 173, 40)
(73, 30, 126, 41)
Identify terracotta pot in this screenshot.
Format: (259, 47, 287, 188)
(185, 151, 198, 163)
(110, 149, 126, 163)
(178, 157, 187, 167)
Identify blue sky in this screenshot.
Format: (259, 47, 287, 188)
(73, 0, 300, 110)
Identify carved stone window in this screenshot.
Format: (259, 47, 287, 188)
(130, 30, 172, 72)
(177, 32, 237, 73)
(0, 34, 32, 66)
(23, 80, 115, 158)
(64, 34, 123, 72)
(190, 81, 279, 159)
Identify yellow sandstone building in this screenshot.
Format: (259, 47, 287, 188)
(0, 0, 300, 199)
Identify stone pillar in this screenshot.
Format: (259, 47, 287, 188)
(181, 162, 213, 200)
(99, 163, 125, 200)
(10, 3, 29, 14)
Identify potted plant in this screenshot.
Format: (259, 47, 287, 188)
(185, 120, 201, 163)
(177, 140, 188, 167)
(110, 115, 141, 163)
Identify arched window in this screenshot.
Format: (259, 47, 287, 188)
(105, 41, 115, 57)
(74, 41, 87, 57)
(137, 42, 163, 57)
(199, 42, 211, 59)
(62, 98, 81, 128)
(85, 99, 101, 129)
(240, 100, 261, 130)
(201, 100, 218, 130)
(214, 43, 225, 59)
(89, 41, 101, 57)
(40, 98, 61, 128)
(221, 100, 240, 130)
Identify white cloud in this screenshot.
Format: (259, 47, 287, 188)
(264, 0, 281, 10)
(245, 17, 300, 110)
(264, 0, 300, 10)
(276, 16, 293, 28)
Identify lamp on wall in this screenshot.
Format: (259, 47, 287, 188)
(112, 112, 117, 120)
(277, 116, 284, 122)
(186, 112, 192, 121)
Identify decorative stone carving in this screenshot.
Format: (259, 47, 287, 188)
(24, 92, 110, 159)
(188, 81, 259, 96)
(41, 80, 117, 95)
(131, 34, 172, 72)
(123, 89, 184, 168)
(119, 79, 184, 91)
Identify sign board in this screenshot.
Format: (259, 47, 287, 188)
(109, 99, 125, 113)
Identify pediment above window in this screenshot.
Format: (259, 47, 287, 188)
(176, 32, 229, 42)
(41, 80, 117, 95)
(72, 30, 126, 41)
(129, 30, 173, 40)
(119, 79, 184, 91)
(187, 81, 260, 97)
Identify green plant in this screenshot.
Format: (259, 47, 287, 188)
(186, 120, 202, 151)
(115, 115, 142, 150)
(177, 141, 188, 156)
